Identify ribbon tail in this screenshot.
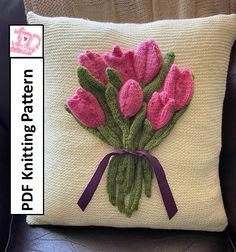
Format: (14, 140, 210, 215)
(77, 152, 114, 211)
(144, 153, 178, 220)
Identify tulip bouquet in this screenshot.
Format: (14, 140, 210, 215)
(65, 40, 194, 218)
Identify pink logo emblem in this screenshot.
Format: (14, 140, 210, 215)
(10, 27, 41, 55)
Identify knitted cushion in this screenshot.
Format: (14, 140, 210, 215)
(27, 12, 236, 231)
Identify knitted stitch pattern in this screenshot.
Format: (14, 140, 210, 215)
(26, 12, 236, 231)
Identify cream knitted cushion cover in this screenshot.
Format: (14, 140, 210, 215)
(27, 12, 236, 231)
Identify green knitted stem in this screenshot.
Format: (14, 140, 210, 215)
(140, 83, 146, 90)
(143, 51, 175, 101)
(123, 155, 135, 194)
(117, 183, 126, 213)
(133, 119, 153, 202)
(127, 104, 147, 146)
(105, 86, 129, 131)
(106, 68, 123, 91)
(116, 155, 127, 184)
(125, 182, 136, 217)
(107, 156, 120, 206)
(142, 158, 153, 198)
(138, 119, 154, 150)
(64, 104, 108, 144)
(126, 158, 143, 217)
(123, 104, 146, 194)
(77, 66, 106, 92)
(116, 157, 126, 213)
(132, 160, 143, 212)
(105, 86, 129, 147)
(116, 155, 134, 211)
(98, 125, 122, 148)
(134, 129, 142, 150)
(144, 105, 189, 151)
(77, 66, 122, 138)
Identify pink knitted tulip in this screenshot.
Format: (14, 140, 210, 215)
(67, 88, 106, 128)
(134, 39, 162, 84)
(119, 79, 143, 118)
(104, 45, 137, 82)
(78, 50, 108, 84)
(164, 64, 194, 111)
(147, 91, 175, 131)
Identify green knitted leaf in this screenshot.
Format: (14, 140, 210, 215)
(105, 86, 129, 147)
(105, 86, 128, 130)
(77, 66, 122, 138)
(127, 103, 147, 149)
(138, 119, 154, 150)
(77, 66, 106, 92)
(98, 125, 122, 148)
(106, 67, 123, 91)
(134, 128, 142, 150)
(143, 51, 175, 101)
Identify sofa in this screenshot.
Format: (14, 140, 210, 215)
(1, 0, 236, 251)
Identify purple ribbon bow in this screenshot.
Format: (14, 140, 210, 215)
(78, 149, 178, 220)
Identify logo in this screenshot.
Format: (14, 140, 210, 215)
(10, 26, 41, 55)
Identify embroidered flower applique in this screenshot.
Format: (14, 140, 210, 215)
(66, 39, 194, 219)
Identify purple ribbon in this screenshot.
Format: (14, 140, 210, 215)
(78, 149, 178, 220)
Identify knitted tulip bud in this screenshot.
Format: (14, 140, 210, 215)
(164, 64, 194, 110)
(147, 91, 175, 131)
(134, 39, 162, 84)
(119, 79, 143, 118)
(104, 45, 137, 82)
(78, 51, 108, 84)
(67, 88, 106, 128)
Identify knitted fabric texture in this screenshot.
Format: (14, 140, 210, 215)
(164, 64, 194, 110)
(104, 45, 137, 82)
(119, 79, 143, 118)
(134, 39, 162, 84)
(78, 51, 108, 85)
(67, 88, 106, 128)
(26, 12, 236, 231)
(147, 91, 175, 131)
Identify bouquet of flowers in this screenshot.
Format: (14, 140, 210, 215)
(65, 40, 194, 219)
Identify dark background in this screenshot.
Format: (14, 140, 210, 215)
(0, 0, 26, 250)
